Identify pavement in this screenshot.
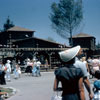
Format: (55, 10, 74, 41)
(1, 72, 95, 100)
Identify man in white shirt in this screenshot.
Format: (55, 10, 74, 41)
(74, 57, 88, 77)
(36, 60, 41, 77)
(74, 47, 93, 100)
(5, 60, 11, 81)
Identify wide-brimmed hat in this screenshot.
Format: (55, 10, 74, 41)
(59, 45, 80, 62)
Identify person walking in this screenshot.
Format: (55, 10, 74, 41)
(32, 59, 37, 76)
(74, 47, 93, 100)
(36, 60, 41, 77)
(81, 57, 90, 78)
(92, 57, 100, 72)
(45, 59, 49, 71)
(0, 60, 6, 85)
(53, 46, 85, 100)
(14, 63, 21, 79)
(25, 58, 33, 75)
(5, 60, 11, 81)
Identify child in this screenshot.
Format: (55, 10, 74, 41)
(93, 71, 100, 100)
(14, 64, 21, 79)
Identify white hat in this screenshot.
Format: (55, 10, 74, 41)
(59, 45, 80, 62)
(33, 58, 36, 61)
(27, 58, 30, 61)
(7, 60, 11, 63)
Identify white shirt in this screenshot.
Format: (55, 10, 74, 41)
(36, 61, 41, 67)
(74, 57, 88, 77)
(5, 63, 11, 73)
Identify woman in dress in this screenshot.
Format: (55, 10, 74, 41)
(14, 63, 21, 79)
(53, 46, 85, 100)
(25, 59, 33, 75)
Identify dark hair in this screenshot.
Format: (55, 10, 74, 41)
(95, 71, 100, 79)
(67, 58, 75, 64)
(60, 57, 75, 67)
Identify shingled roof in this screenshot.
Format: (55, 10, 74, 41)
(72, 33, 95, 38)
(13, 36, 70, 48)
(7, 26, 35, 32)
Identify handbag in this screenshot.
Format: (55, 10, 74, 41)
(51, 91, 62, 100)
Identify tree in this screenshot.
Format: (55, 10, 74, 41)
(50, 0, 83, 46)
(3, 16, 15, 31)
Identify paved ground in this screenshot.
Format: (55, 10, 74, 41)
(1, 72, 94, 100)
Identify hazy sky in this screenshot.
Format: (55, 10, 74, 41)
(0, 0, 100, 46)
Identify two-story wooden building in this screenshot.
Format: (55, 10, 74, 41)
(0, 26, 70, 68)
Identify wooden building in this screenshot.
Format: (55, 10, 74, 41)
(0, 26, 35, 48)
(0, 26, 70, 68)
(70, 33, 96, 57)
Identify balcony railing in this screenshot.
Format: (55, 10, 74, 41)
(0, 48, 68, 51)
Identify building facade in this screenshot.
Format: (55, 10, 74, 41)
(69, 33, 96, 57)
(0, 26, 69, 68)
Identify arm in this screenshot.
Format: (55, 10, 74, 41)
(83, 77, 93, 100)
(86, 63, 90, 73)
(78, 77, 85, 100)
(53, 77, 59, 91)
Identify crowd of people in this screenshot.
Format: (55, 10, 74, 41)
(53, 45, 100, 100)
(25, 58, 41, 77)
(0, 57, 44, 85)
(1, 45, 100, 99)
(0, 60, 12, 85)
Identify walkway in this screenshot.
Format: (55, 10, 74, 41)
(1, 72, 94, 100)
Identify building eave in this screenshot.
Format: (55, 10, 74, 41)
(7, 26, 35, 32)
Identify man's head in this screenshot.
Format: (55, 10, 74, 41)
(77, 47, 83, 55)
(76, 47, 85, 59)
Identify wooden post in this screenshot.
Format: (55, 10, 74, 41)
(49, 54, 51, 69)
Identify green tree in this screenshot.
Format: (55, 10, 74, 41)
(3, 16, 15, 31)
(50, 0, 83, 46)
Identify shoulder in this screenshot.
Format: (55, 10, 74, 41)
(54, 68, 61, 75)
(54, 67, 65, 76)
(76, 67, 84, 76)
(74, 60, 85, 68)
(74, 60, 88, 77)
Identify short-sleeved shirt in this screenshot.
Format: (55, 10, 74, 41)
(36, 61, 41, 67)
(74, 57, 88, 77)
(92, 59, 100, 71)
(55, 64, 83, 100)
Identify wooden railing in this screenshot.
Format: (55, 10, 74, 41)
(0, 48, 68, 51)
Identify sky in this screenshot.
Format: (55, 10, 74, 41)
(0, 0, 100, 46)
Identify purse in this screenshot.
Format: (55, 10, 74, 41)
(51, 91, 62, 100)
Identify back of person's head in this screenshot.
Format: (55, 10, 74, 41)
(95, 71, 100, 79)
(94, 80, 100, 90)
(58, 45, 80, 65)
